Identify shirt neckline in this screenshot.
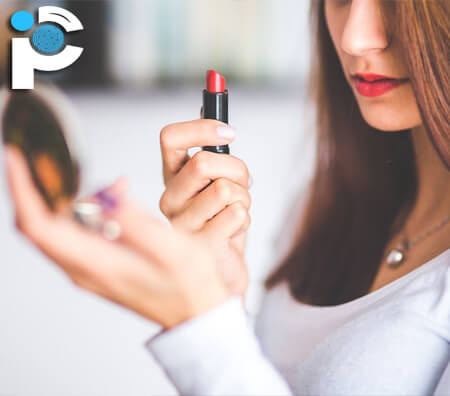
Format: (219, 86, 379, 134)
(281, 247, 449, 311)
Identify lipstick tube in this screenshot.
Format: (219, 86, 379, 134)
(201, 69, 230, 154)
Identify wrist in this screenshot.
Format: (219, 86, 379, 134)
(162, 282, 230, 329)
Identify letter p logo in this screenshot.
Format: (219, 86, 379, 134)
(10, 6, 84, 89)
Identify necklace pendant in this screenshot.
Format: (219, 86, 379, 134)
(386, 248, 405, 268)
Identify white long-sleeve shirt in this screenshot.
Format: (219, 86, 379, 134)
(146, 247, 450, 395)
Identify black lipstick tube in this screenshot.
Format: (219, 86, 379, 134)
(201, 89, 230, 154)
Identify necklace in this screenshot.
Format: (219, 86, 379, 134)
(385, 213, 450, 268)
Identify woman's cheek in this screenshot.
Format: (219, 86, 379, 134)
(324, 2, 348, 66)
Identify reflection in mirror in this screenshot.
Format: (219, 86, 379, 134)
(1, 84, 80, 212)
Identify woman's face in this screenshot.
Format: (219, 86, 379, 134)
(324, 0, 421, 131)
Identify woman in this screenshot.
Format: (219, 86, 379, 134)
(4, 0, 449, 394)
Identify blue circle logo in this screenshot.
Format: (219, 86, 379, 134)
(10, 10, 34, 32)
(9, 6, 84, 89)
(32, 25, 65, 54)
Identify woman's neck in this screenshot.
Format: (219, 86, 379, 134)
(408, 125, 450, 232)
(373, 125, 450, 289)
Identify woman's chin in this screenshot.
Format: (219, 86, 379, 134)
(358, 106, 422, 132)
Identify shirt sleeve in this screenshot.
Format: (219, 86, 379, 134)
(145, 295, 293, 396)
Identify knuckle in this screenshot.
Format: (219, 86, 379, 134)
(159, 193, 175, 219)
(236, 212, 251, 235)
(232, 158, 249, 181)
(230, 201, 247, 221)
(159, 191, 169, 215)
(159, 124, 175, 149)
(72, 265, 100, 288)
(244, 212, 251, 228)
(239, 164, 250, 180)
(15, 214, 40, 240)
(191, 150, 210, 176)
(214, 178, 232, 202)
(243, 190, 252, 209)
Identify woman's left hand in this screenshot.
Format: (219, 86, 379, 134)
(4, 145, 230, 328)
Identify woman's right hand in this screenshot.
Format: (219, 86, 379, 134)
(159, 119, 252, 298)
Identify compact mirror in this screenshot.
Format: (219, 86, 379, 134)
(1, 83, 81, 211)
(1, 82, 116, 237)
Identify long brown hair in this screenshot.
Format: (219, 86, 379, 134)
(264, 0, 450, 306)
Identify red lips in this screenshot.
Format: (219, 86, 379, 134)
(354, 73, 394, 81)
(351, 73, 408, 97)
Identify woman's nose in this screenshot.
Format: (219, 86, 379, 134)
(340, 0, 389, 57)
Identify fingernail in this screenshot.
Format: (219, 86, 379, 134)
(94, 188, 118, 211)
(216, 125, 236, 139)
(248, 174, 253, 189)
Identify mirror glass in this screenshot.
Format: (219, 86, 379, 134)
(1, 84, 80, 212)
(0, 83, 107, 233)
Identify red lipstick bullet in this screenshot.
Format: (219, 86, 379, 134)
(206, 69, 226, 93)
(202, 69, 230, 154)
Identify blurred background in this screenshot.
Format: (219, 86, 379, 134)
(0, 1, 317, 395)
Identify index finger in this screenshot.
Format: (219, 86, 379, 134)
(160, 118, 235, 184)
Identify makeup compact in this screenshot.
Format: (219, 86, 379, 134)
(0, 83, 119, 239)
